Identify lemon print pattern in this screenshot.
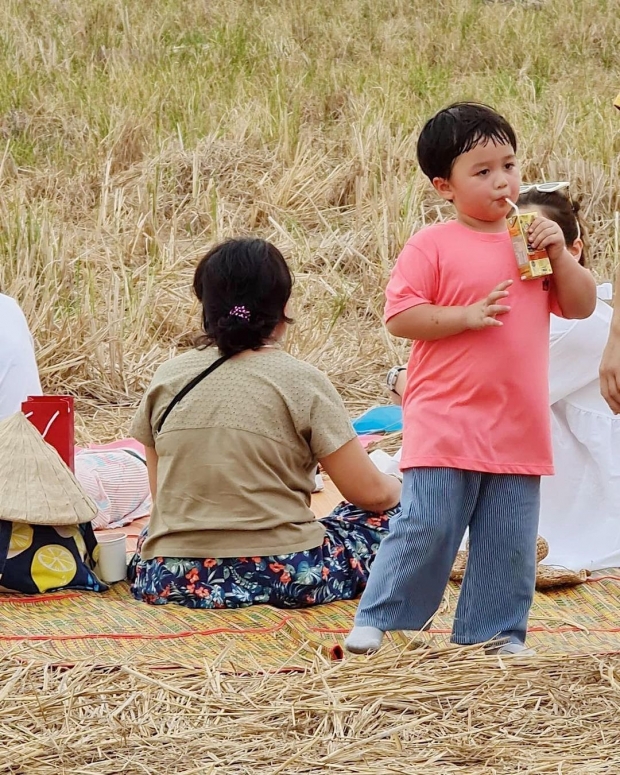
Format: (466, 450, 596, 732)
(8, 524, 34, 558)
(74, 530, 87, 560)
(54, 526, 87, 559)
(31, 545, 77, 592)
(0, 521, 107, 594)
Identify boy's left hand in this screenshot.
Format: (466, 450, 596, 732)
(527, 216, 567, 262)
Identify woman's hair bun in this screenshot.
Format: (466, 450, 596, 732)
(193, 239, 294, 357)
(214, 311, 266, 355)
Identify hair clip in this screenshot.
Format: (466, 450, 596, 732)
(229, 305, 251, 322)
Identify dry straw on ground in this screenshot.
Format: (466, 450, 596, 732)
(1, 645, 620, 773)
(0, 0, 618, 440)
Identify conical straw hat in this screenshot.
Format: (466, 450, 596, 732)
(0, 412, 97, 526)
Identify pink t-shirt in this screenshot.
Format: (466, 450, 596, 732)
(385, 220, 562, 476)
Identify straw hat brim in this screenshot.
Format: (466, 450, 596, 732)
(0, 412, 97, 526)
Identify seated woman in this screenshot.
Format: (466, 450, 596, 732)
(386, 186, 620, 571)
(128, 238, 401, 609)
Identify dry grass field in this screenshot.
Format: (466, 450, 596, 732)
(0, 0, 618, 438)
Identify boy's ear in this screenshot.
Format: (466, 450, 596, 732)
(432, 177, 454, 202)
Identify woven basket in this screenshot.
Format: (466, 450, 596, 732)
(535, 566, 590, 589)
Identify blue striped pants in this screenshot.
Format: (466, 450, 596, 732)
(354, 468, 541, 645)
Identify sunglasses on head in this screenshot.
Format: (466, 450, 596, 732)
(519, 181, 570, 195)
(518, 181, 580, 241)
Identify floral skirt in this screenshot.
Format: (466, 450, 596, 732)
(128, 502, 399, 609)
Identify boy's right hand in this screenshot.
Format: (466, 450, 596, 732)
(464, 280, 512, 331)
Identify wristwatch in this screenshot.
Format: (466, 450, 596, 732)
(386, 366, 406, 395)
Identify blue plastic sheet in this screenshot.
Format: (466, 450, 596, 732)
(352, 405, 403, 434)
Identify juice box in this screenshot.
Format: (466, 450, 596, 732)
(507, 211, 553, 281)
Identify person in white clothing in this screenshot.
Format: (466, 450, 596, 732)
(545, 285, 618, 569)
(384, 185, 619, 571)
(518, 185, 620, 571)
(0, 294, 41, 420)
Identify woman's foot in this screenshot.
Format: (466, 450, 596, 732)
(345, 626, 385, 654)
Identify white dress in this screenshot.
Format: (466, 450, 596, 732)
(540, 289, 620, 570)
(0, 294, 41, 420)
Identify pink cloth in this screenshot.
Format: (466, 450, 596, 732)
(358, 434, 384, 449)
(385, 221, 561, 475)
(79, 438, 146, 454)
(75, 448, 151, 530)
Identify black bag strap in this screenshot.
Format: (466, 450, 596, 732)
(156, 354, 231, 434)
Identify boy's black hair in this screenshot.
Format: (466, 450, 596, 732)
(417, 102, 517, 181)
(193, 238, 294, 357)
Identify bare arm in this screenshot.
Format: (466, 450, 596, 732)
(388, 369, 407, 406)
(386, 280, 512, 341)
(144, 445, 158, 502)
(548, 251, 596, 319)
(319, 439, 401, 512)
(600, 268, 620, 413)
(528, 218, 596, 320)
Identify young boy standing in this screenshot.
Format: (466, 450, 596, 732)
(346, 102, 596, 655)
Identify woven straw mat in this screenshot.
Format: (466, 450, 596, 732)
(2, 573, 620, 669)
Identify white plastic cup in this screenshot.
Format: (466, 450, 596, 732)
(95, 533, 128, 584)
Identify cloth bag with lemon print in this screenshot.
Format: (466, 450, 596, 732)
(0, 413, 107, 594)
